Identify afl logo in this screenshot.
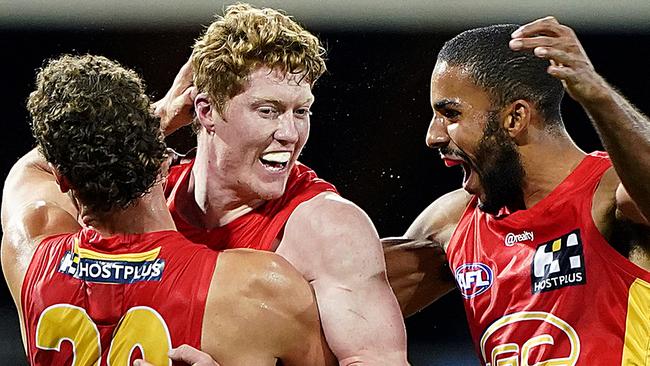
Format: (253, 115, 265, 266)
(455, 263, 494, 299)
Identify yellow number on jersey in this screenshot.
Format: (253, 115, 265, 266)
(36, 304, 171, 366)
(108, 306, 172, 366)
(36, 304, 101, 366)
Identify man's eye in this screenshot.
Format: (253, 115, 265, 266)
(258, 107, 279, 117)
(443, 110, 460, 119)
(295, 108, 312, 117)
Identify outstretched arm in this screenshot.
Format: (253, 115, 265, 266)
(279, 193, 408, 365)
(510, 16, 650, 223)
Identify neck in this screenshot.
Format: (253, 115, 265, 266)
(519, 127, 586, 209)
(175, 136, 263, 229)
(81, 184, 176, 236)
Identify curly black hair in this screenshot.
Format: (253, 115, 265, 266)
(27, 54, 166, 213)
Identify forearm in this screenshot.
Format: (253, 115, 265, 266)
(582, 84, 650, 219)
(383, 238, 455, 317)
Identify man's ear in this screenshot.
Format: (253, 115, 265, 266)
(503, 99, 531, 143)
(194, 92, 217, 134)
(50, 163, 71, 193)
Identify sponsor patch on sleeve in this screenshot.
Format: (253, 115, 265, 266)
(531, 229, 585, 294)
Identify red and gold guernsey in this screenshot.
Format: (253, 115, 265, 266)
(21, 227, 218, 366)
(447, 152, 650, 366)
(164, 158, 338, 251)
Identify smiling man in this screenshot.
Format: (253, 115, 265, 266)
(155, 4, 407, 365)
(389, 17, 650, 365)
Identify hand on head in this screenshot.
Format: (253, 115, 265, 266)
(153, 58, 199, 136)
(509, 16, 606, 103)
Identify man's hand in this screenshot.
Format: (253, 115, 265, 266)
(134, 345, 220, 366)
(153, 59, 198, 136)
(509, 16, 607, 104)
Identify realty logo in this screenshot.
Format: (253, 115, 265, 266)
(504, 230, 534, 247)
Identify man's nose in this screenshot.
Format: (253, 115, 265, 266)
(274, 112, 300, 144)
(425, 115, 450, 149)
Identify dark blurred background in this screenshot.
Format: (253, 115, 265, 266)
(2, 1, 650, 365)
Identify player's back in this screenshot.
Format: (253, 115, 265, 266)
(21, 227, 218, 366)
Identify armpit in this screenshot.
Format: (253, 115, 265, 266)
(609, 218, 650, 271)
(616, 184, 649, 225)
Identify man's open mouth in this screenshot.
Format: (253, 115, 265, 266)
(442, 157, 472, 184)
(260, 151, 291, 172)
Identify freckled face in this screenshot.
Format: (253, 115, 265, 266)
(209, 66, 314, 201)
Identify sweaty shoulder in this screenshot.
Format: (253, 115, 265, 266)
(213, 249, 315, 311)
(1, 201, 80, 318)
(3, 200, 79, 254)
(404, 189, 472, 251)
(202, 249, 323, 362)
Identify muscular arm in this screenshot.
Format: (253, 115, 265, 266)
(382, 189, 470, 317)
(2, 149, 78, 228)
(2, 152, 82, 352)
(278, 193, 408, 365)
(2, 147, 82, 286)
(382, 238, 453, 317)
(511, 16, 650, 223)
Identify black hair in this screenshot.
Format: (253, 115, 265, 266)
(438, 24, 564, 124)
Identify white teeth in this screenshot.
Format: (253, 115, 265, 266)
(261, 152, 291, 164)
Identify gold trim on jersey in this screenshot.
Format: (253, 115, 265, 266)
(622, 278, 650, 365)
(479, 311, 580, 366)
(73, 238, 161, 262)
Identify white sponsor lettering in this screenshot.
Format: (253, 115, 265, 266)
(504, 230, 534, 246)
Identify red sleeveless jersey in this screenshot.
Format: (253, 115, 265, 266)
(447, 152, 650, 366)
(21, 227, 218, 366)
(164, 159, 338, 251)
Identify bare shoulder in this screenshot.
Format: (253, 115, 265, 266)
(405, 188, 471, 250)
(593, 167, 648, 233)
(279, 192, 381, 276)
(288, 192, 377, 239)
(203, 249, 323, 361)
(591, 167, 650, 271)
(3, 200, 79, 255)
(2, 201, 79, 312)
(2, 149, 77, 228)
(215, 249, 314, 306)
